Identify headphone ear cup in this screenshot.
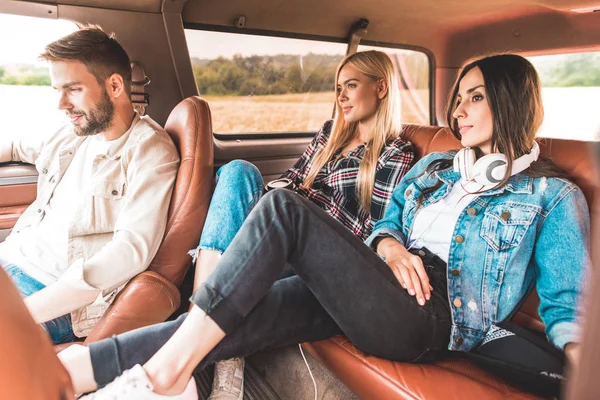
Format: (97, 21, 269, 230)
(454, 148, 476, 180)
(472, 154, 508, 186)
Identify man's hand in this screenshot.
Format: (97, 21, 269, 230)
(376, 237, 431, 306)
(24, 282, 101, 324)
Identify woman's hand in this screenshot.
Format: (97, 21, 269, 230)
(376, 237, 432, 306)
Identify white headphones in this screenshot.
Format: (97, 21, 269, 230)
(453, 142, 540, 186)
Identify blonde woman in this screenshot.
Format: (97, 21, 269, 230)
(60, 50, 415, 399)
(182, 50, 413, 399)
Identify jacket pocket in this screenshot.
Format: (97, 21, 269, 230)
(70, 286, 124, 338)
(93, 180, 126, 200)
(70, 297, 110, 338)
(91, 180, 126, 231)
(480, 203, 539, 252)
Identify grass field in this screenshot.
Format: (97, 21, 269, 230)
(2, 85, 599, 141)
(205, 89, 430, 133)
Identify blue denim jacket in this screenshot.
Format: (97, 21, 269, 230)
(366, 152, 590, 352)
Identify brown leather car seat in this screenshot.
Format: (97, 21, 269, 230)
(0, 265, 74, 400)
(83, 96, 214, 342)
(305, 124, 600, 400)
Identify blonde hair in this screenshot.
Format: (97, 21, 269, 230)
(303, 50, 403, 211)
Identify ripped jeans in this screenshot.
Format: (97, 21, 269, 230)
(189, 160, 265, 261)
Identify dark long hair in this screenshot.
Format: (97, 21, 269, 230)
(421, 54, 565, 199)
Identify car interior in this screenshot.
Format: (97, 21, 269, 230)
(0, 0, 599, 399)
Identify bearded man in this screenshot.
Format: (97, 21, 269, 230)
(0, 26, 179, 343)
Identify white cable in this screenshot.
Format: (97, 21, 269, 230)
(299, 343, 318, 400)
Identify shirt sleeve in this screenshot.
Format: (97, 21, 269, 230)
(534, 186, 589, 349)
(281, 120, 332, 186)
(369, 140, 415, 222)
(365, 152, 444, 251)
(365, 167, 416, 250)
(0, 133, 44, 164)
(58, 129, 180, 291)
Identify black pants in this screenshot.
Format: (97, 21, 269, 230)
(90, 190, 452, 387)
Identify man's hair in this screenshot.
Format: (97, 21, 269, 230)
(40, 25, 132, 98)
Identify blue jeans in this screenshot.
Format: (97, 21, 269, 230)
(193, 160, 265, 257)
(3, 264, 76, 344)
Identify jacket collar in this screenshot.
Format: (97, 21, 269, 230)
(103, 113, 140, 159)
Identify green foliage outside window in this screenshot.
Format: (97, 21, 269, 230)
(0, 65, 51, 86)
(191, 53, 342, 96)
(530, 53, 600, 87)
(0, 52, 597, 90)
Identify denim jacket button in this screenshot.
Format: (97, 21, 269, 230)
(111, 190, 119, 196)
(453, 298, 462, 308)
(451, 269, 460, 276)
(456, 337, 464, 345)
(418, 249, 426, 256)
(454, 235, 464, 243)
(405, 189, 412, 197)
(501, 211, 511, 221)
(467, 207, 476, 216)
(42, 168, 48, 174)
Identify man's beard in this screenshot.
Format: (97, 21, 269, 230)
(72, 88, 115, 137)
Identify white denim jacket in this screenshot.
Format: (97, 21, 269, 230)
(0, 114, 179, 337)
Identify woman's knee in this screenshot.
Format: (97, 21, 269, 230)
(217, 160, 263, 189)
(262, 188, 302, 206)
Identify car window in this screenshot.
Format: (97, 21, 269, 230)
(0, 14, 78, 142)
(184, 29, 347, 135)
(358, 44, 431, 125)
(528, 52, 600, 141)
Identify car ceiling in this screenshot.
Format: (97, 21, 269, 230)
(14, 0, 600, 66)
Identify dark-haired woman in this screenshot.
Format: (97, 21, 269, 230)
(63, 54, 587, 400)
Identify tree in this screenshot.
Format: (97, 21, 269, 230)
(284, 64, 303, 92)
(531, 53, 600, 87)
(191, 53, 341, 96)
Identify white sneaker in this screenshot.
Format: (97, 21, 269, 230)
(79, 364, 197, 400)
(208, 357, 245, 400)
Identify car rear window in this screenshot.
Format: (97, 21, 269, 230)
(184, 28, 433, 136)
(528, 52, 600, 141)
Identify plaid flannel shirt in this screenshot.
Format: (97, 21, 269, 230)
(282, 120, 414, 241)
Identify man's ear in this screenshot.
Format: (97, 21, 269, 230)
(377, 78, 389, 100)
(107, 73, 125, 98)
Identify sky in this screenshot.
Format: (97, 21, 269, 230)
(0, 14, 77, 65)
(0, 13, 346, 66)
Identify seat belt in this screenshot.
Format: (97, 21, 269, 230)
(332, 18, 370, 118)
(346, 18, 369, 55)
(130, 61, 150, 116)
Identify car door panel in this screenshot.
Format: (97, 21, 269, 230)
(0, 164, 37, 241)
(214, 137, 312, 182)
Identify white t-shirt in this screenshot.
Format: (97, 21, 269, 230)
(0, 135, 118, 286)
(408, 179, 488, 262)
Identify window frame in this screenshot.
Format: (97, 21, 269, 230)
(183, 23, 436, 140)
